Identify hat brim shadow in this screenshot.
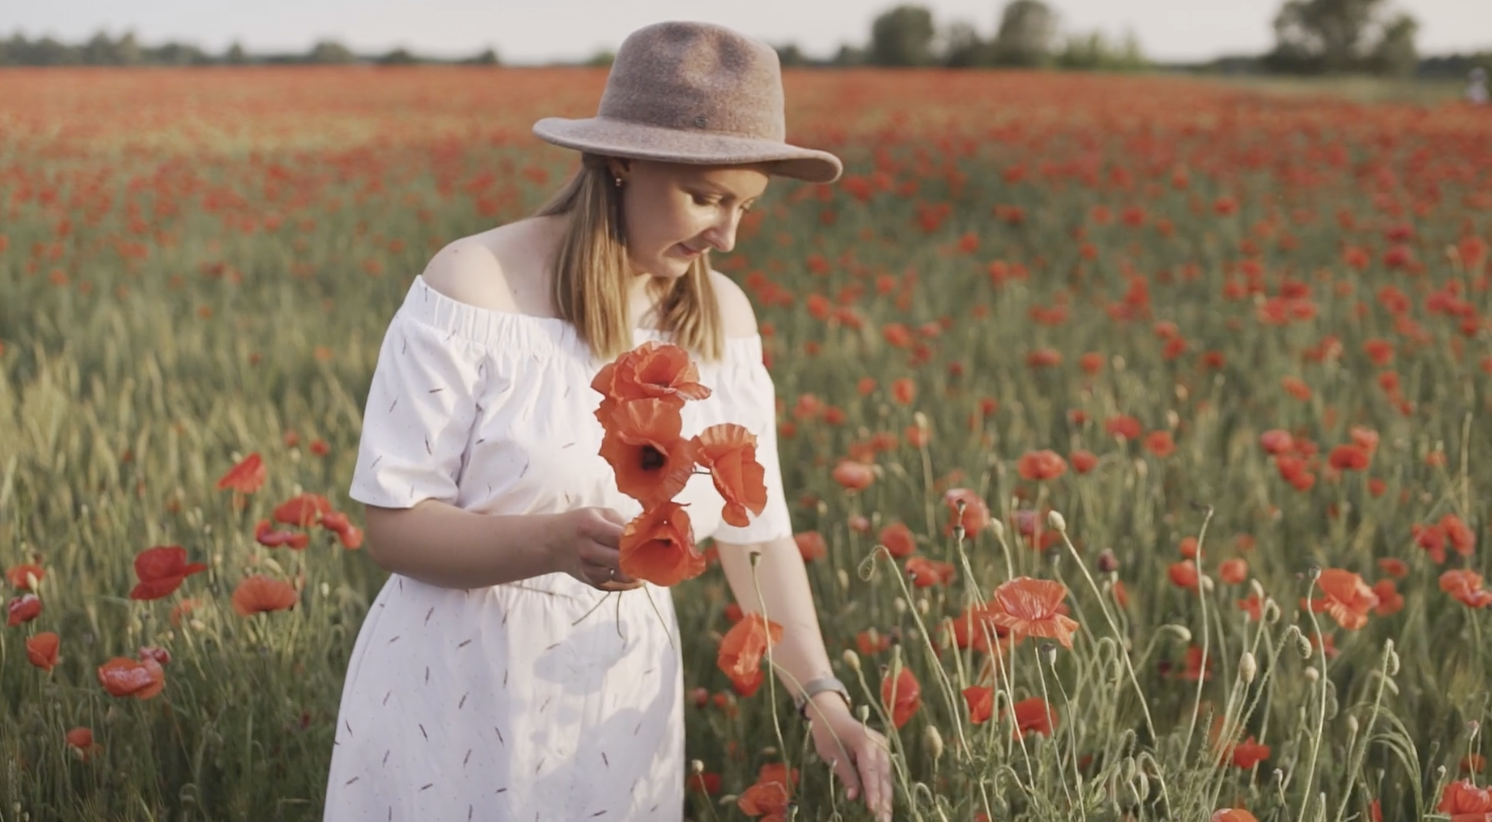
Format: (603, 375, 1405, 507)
(533, 117, 842, 184)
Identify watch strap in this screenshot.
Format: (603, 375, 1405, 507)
(794, 675, 850, 718)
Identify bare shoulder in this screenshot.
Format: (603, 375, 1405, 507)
(420, 235, 517, 313)
(710, 270, 759, 339)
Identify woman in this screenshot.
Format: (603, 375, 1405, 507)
(324, 20, 893, 822)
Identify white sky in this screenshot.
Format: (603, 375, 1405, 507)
(8, 0, 1490, 64)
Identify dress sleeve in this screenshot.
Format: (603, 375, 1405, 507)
(349, 312, 487, 509)
(711, 338, 793, 545)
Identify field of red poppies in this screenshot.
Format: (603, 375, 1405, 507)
(1, 65, 1490, 822)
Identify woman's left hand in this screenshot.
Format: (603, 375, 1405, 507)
(804, 696, 894, 822)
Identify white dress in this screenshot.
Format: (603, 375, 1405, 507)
(323, 275, 792, 822)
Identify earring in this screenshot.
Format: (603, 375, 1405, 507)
(614, 176, 624, 188)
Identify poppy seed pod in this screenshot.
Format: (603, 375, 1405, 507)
(842, 649, 862, 673)
(1047, 511, 1067, 533)
(1239, 651, 1257, 684)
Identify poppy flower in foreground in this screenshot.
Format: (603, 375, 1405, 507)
(231, 575, 299, 616)
(5, 563, 44, 591)
(216, 452, 266, 494)
(128, 546, 208, 601)
(273, 493, 333, 528)
(97, 656, 165, 699)
(737, 762, 797, 822)
(990, 577, 1080, 649)
(881, 666, 921, 729)
(878, 522, 917, 558)
(7, 593, 42, 626)
(963, 685, 994, 724)
(1302, 569, 1378, 631)
(693, 423, 767, 526)
(598, 399, 698, 507)
(1003, 696, 1057, 739)
(1017, 450, 1067, 481)
(590, 340, 710, 424)
(1212, 810, 1260, 822)
(717, 612, 783, 697)
(255, 519, 310, 550)
(618, 501, 702, 586)
(1439, 779, 1492, 818)
(26, 631, 60, 671)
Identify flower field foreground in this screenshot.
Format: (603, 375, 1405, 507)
(1, 66, 1490, 821)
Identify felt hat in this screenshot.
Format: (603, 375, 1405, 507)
(533, 21, 842, 184)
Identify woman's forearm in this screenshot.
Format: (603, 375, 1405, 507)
(717, 536, 840, 704)
(362, 501, 559, 590)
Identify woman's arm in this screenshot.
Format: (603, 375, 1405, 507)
(364, 502, 633, 591)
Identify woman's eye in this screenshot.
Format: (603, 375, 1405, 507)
(692, 195, 717, 206)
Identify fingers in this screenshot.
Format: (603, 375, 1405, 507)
(857, 738, 892, 822)
(596, 507, 631, 527)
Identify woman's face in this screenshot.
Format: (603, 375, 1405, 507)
(610, 159, 770, 279)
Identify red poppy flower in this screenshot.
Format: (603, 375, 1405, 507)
(878, 522, 917, 558)
(1017, 450, 1067, 481)
(65, 727, 99, 761)
(1258, 429, 1294, 455)
(1327, 444, 1370, 471)
(717, 612, 783, 697)
(1230, 736, 1270, 768)
(1003, 696, 1057, 739)
(891, 377, 916, 405)
(990, 577, 1080, 648)
(1219, 558, 1248, 585)
(963, 685, 994, 724)
(5, 563, 44, 591)
(1212, 809, 1260, 822)
(1372, 579, 1404, 616)
(231, 575, 299, 616)
(693, 424, 767, 526)
(1169, 560, 1199, 590)
(598, 399, 698, 507)
(1438, 779, 1492, 819)
(318, 510, 366, 549)
(904, 556, 956, 588)
(794, 531, 827, 562)
(273, 493, 332, 527)
(829, 458, 876, 492)
(128, 546, 208, 601)
(1303, 569, 1378, 630)
(1440, 570, 1492, 609)
(1442, 514, 1476, 557)
(737, 762, 797, 822)
(255, 519, 310, 550)
(619, 502, 703, 587)
(1070, 450, 1098, 474)
(216, 452, 266, 494)
(943, 488, 990, 535)
(26, 631, 59, 672)
(97, 656, 165, 699)
(881, 666, 921, 729)
(1105, 415, 1142, 440)
(591, 341, 710, 423)
(7, 593, 42, 626)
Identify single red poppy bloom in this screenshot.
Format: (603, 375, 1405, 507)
(618, 502, 703, 587)
(591, 341, 710, 424)
(904, 556, 956, 588)
(942, 488, 991, 535)
(97, 656, 165, 699)
(1003, 696, 1057, 739)
(794, 531, 827, 562)
(5, 563, 44, 591)
(717, 612, 783, 697)
(231, 575, 299, 616)
(7, 593, 42, 626)
(693, 424, 766, 526)
(878, 522, 917, 558)
(216, 452, 267, 494)
(881, 666, 921, 729)
(990, 577, 1080, 648)
(273, 493, 332, 528)
(129, 546, 208, 601)
(26, 631, 60, 672)
(598, 399, 698, 507)
(1017, 450, 1067, 481)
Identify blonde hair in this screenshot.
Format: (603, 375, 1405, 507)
(534, 153, 724, 363)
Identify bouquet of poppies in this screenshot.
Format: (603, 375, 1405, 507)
(593, 341, 768, 586)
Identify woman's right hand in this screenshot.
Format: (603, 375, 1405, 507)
(548, 507, 644, 592)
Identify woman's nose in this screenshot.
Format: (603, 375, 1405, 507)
(705, 212, 740, 253)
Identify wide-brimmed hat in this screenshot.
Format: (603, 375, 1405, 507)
(533, 21, 842, 184)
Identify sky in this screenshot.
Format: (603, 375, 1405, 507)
(8, 0, 1492, 64)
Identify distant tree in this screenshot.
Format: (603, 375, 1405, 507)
(1053, 29, 1148, 72)
(1367, 13, 1417, 76)
(774, 43, 808, 67)
(832, 44, 868, 67)
(225, 41, 247, 64)
(307, 39, 356, 64)
(585, 49, 615, 67)
(377, 47, 418, 66)
(941, 21, 989, 68)
(869, 5, 936, 67)
(990, 0, 1057, 67)
(1266, 0, 1418, 75)
(464, 47, 500, 66)
(150, 42, 210, 66)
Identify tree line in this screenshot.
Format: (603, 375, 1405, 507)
(1, 0, 1486, 78)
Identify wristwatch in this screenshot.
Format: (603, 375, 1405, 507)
(793, 676, 851, 719)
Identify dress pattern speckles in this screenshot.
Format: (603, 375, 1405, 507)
(323, 276, 791, 822)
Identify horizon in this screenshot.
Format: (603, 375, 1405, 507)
(9, 0, 1492, 66)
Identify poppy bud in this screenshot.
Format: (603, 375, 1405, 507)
(1346, 715, 1359, 737)
(842, 649, 862, 673)
(923, 725, 944, 763)
(893, 597, 907, 615)
(1096, 549, 1119, 573)
(855, 705, 870, 723)
(836, 569, 849, 591)
(1295, 632, 1313, 660)
(690, 759, 704, 775)
(990, 519, 1006, 541)
(1047, 511, 1067, 533)
(1169, 625, 1191, 643)
(1304, 666, 1319, 682)
(1239, 651, 1257, 684)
